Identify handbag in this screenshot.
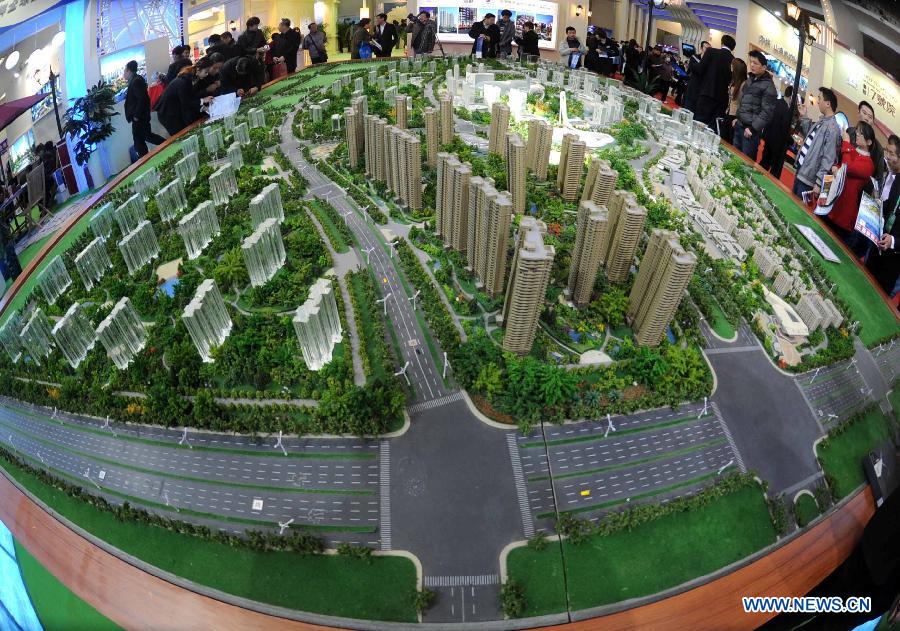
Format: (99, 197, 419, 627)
(271, 61, 288, 79)
(359, 42, 373, 59)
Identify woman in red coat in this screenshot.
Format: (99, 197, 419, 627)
(825, 121, 876, 254)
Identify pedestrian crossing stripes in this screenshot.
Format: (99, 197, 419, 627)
(713, 402, 746, 473)
(406, 391, 464, 415)
(423, 574, 500, 587)
(506, 434, 536, 539)
(379, 440, 391, 551)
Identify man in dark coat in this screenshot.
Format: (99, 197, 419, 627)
(469, 13, 500, 58)
(760, 86, 792, 179)
(273, 18, 301, 72)
(496, 10, 516, 57)
(683, 40, 709, 112)
(237, 17, 267, 57)
(514, 21, 540, 60)
(165, 45, 192, 83)
(206, 31, 240, 61)
(374, 13, 399, 57)
(692, 34, 735, 129)
(218, 55, 266, 96)
(156, 58, 216, 136)
(124, 60, 167, 157)
(867, 135, 900, 299)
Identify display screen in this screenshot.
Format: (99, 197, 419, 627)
(9, 129, 35, 175)
(427, 0, 558, 49)
(682, 43, 695, 57)
(99, 44, 147, 103)
(30, 76, 57, 122)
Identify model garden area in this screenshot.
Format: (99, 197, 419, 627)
(0, 56, 897, 625)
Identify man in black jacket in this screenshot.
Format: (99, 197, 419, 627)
(273, 18, 301, 72)
(692, 34, 735, 129)
(237, 17, 267, 57)
(218, 56, 266, 96)
(374, 13, 399, 57)
(683, 41, 709, 112)
(760, 86, 792, 179)
(165, 45, 192, 83)
(469, 13, 500, 58)
(207, 31, 241, 61)
(496, 10, 515, 57)
(514, 21, 539, 60)
(732, 50, 777, 159)
(867, 135, 900, 299)
(124, 60, 167, 158)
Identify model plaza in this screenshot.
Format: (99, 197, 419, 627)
(0, 54, 896, 629)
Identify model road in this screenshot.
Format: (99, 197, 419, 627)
(278, 113, 450, 403)
(0, 398, 381, 546)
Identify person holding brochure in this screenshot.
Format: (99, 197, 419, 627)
(469, 13, 500, 58)
(558, 27, 586, 68)
(822, 121, 875, 256)
(867, 134, 900, 298)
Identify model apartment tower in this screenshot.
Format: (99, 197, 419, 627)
(557, 133, 586, 202)
(488, 102, 510, 155)
(605, 190, 647, 283)
(424, 107, 439, 167)
(506, 132, 526, 214)
(582, 157, 617, 206)
(345, 107, 361, 168)
(628, 229, 697, 346)
(435, 152, 471, 252)
(395, 94, 408, 129)
(467, 178, 512, 296)
(440, 95, 454, 145)
(364, 115, 387, 182)
(525, 119, 552, 181)
(382, 125, 423, 211)
(568, 201, 609, 307)
(502, 217, 555, 355)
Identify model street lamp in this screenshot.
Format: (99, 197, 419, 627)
(784, 2, 822, 132)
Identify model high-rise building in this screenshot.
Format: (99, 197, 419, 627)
(605, 191, 647, 283)
(488, 102, 510, 155)
(557, 133, 586, 202)
(467, 178, 512, 296)
(37, 255, 72, 305)
(581, 157, 616, 206)
(74, 237, 112, 291)
(175, 152, 199, 184)
(182, 279, 232, 362)
(52, 302, 96, 369)
(0, 311, 22, 363)
(754, 246, 780, 279)
(568, 201, 609, 307)
(178, 201, 221, 260)
(502, 217, 555, 355)
(364, 115, 387, 182)
(210, 162, 239, 207)
(436, 153, 471, 251)
(157, 178, 188, 222)
(20, 307, 53, 363)
(90, 203, 114, 240)
(242, 218, 286, 286)
(132, 168, 160, 201)
(525, 119, 552, 181)
(292, 278, 343, 370)
(118, 220, 159, 275)
(440, 95, 454, 145)
(383, 125, 422, 211)
(96, 297, 147, 370)
(424, 107, 439, 167)
(796, 291, 827, 331)
(395, 94, 408, 129)
(249, 183, 284, 227)
(628, 229, 697, 346)
(115, 194, 147, 236)
(506, 132, 526, 215)
(345, 107, 361, 168)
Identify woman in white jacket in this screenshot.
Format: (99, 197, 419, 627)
(558, 26, 586, 68)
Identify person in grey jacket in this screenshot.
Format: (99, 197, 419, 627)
(793, 86, 842, 201)
(410, 11, 437, 55)
(558, 27, 586, 68)
(732, 51, 777, 159)
(497, 10, 516, 57)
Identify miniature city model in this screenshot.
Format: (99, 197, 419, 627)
(0, 56, 895, 629)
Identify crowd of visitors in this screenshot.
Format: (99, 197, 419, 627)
(112, 16, 900, 303)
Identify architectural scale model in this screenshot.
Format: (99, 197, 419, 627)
(0, 55, 896, 630)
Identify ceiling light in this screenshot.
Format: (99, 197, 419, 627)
(774, 10, 781, 16)
(5, 50, 19, 70)
(13, 71, 20, 78)
(52, 30, 66, 47)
